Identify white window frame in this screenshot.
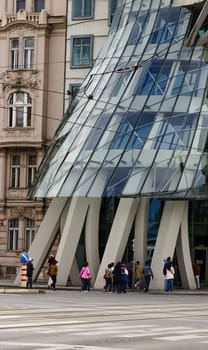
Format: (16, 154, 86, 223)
(10, 39, 19, 70)
(71, 35, 93, 68)
(25, 218, 35, 251)
(8, 219, 19, 250)
(24, 38, 34, 69)
(9, 92, 32, 128)
(72, 0, 94, 19)
(10, 155, 21, 188)
(27, 155, 37, 187)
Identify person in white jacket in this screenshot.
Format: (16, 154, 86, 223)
(165, 263, 175, 292)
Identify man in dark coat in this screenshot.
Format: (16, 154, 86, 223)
(26, 257, 34, 289)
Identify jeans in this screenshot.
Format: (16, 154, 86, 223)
(81, 278, 90, 291)
(51, 275, 57, 289)
(26, 276, 32, 289)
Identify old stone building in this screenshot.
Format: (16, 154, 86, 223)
(0, 0, 66, 276)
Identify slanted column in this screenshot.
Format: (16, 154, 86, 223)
(94, 197, 140, 289)
(151, 201, 188, 290)
(56, 197, 90, 286)
(134, 197, 149, 265)
(85, 198, 101, 284)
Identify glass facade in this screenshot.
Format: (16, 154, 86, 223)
(31, 0, 208, 202)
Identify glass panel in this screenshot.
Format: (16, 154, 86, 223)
(16, 0, 25, 11)
(16, 107, 24, 127)
(34, 0, 45, 12)
(72, 37, 91, 66)
(150, 7, 181, 44)
(137, 61, 172, 95)
(73, 0, 92, 17)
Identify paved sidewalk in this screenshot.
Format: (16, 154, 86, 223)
(0, 277, 208, 295)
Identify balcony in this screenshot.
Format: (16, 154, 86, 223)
(0, 9, 47, 27)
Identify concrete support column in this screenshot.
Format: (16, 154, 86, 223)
(15, 197, 68, 285)
(59, 199, 80, 286)
(176, 202, 196, 289)
(56, 197, 90, 286)
(94, 197, 140, 289)
(134, 197, 149, 265)
(85, 198, 101, 284)
(151, 201, 188, 290)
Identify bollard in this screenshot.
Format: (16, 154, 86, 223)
(20, 263, 27, 288)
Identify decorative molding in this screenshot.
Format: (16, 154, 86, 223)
(1, 69, 40, 92)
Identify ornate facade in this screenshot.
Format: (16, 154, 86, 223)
(0, 0, 66, 276)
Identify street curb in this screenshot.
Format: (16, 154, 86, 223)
(0, 288, 45, 294)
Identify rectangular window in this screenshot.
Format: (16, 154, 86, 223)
(16, 0, 25, 12)
(24, 38, 34, 69)
(68, 84, 81, 105)
(150, 8, 180, 44)
(71, 36, 93, 67)
(72, 0, 93, 18)
(11, 155, 21, 188)
(27, 155, 37, 187)
(34, 0, 45, 12)
(109, 0, 123, 24)
(8, 219, 19, 250)
(137, 61, 172, 96)
(10, 39, 19, 69)
(25, 218, 35, 251)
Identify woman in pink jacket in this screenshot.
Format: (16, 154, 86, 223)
(79, 262, 91, 292)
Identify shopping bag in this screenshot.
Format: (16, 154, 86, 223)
(48, 276, 53, 287)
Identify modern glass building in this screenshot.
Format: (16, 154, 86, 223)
(26, 0, 208, 289)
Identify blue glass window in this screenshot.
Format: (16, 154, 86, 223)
(128, 14, 149, 45)
(172, 62, 200, 96)
(153, 113, 198, 150)
(137, 61, 172, 95)
(111, 112, 154, 149)
(150, 7, 181, 44)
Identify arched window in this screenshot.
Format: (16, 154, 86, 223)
(9, 92, 32, 128)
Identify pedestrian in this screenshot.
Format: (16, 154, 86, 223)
(134, 260, 142, 289)
(48, 257, 58, 290)
(79, 262, 91, 292)
(165, 262, 175, 292)
(26, 257, 34, 289)
(104, 263, 114, 292)
(113, 261, 127, 293)
(47, 254, 54, 288)
(142, 260, 153, 292)
(193, 259, 201, 289)
(163, 256, 171, 291)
